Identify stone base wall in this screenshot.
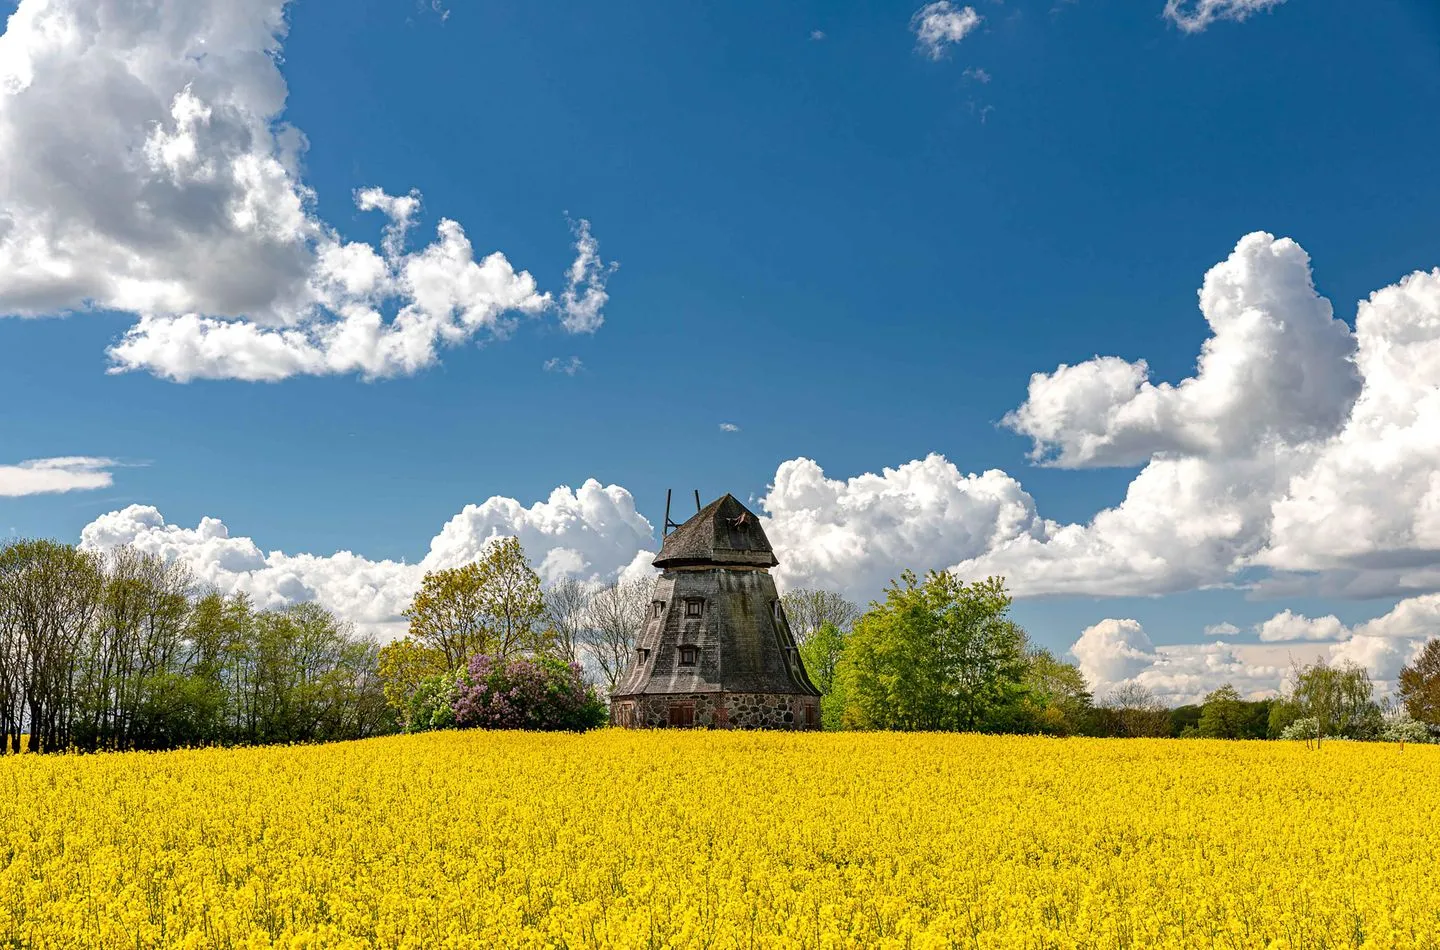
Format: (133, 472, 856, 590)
(611, 692, 819, 730)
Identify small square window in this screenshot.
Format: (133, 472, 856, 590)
(679, 645, 698, 666)
(637, 648, 650, 663)
(652, 601, 664, 618)
(685, 599, 703, 618)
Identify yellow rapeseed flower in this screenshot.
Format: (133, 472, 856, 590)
(4, 732, 1439, 948)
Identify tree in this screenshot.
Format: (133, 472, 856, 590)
(474, 537, 549, 659)
(798, 622, 849, 730)
(543, 577, 593, 667)
(780, 588, 860, 644)
(404, 564, 490, 670)
(1398, 638, 1440, 731)
(1017, 649, 1092, 736)
(1287, 659, 1382, 746)
(838, 571, 1029, 732)
(404, 537, 548, 669)
(1197, 684, 1245, 739)
(0, 540, 104, 753)
(377, 637, 448, 728)
(581, 576, 652, 693)
(1095, 683, 1171, 738)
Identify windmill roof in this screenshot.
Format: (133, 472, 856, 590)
(652, 494, 778, 569)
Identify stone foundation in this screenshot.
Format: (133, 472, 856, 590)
(611, 692, 819, 730)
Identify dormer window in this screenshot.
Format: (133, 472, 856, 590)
(678, 645, 698, 666)
(685, 599, 703, 619)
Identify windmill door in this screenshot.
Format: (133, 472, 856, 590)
(668, 702, 695, 728)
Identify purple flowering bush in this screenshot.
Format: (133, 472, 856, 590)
(452, 653, 608, 732)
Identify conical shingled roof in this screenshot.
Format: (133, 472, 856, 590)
(652, 494, 778, 569)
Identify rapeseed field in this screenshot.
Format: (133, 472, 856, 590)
(5, 731, 1438, 949)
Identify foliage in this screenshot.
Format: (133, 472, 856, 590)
(1197, 684, 1245, 738)
(1398, 638, 1440, 731)
(1288, 659, 1382, 745)
(839, 572, 1028, 731)
(0, 539, 393, 754)
(402, 671, 460, 733)
(1381, 709, 1430, 746)
(580, 576, 652, 693)
(452, 653, 607, 732)
(377, 637, 448, 728)
(404, 537, 549, 669)
(1015, 648, 1092, 736)
(1280, 716, 1322, 744)
(798, 621, 850, 730)
(10, 731, 1440, 946)
(1090, 682, 1172, 738)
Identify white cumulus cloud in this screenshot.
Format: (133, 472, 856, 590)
(0, 0, 611, 381)
(0, 457, 116, 497)
(78, 480, 656, 638)
(911, 2, 982, 59)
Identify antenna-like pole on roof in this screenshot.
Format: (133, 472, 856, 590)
(663, 489, 680, 537)
(695, 490, 701, 513)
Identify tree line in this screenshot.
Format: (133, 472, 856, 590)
(0, 539, 391, 754)
(6, 531, 1439, 751)
(788, 569, 1439, 744)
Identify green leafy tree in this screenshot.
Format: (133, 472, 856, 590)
(377, 637, 448, 728)
(799, 621, 850, 730)
(405, 537, 549, 669)
(1198, 684, 1245, 738)
(1287, 659, 1382, 746)
(1017, 649, 1092, 735)
(838, 572, 1028, 732)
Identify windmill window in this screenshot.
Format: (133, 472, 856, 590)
(652, 601, 664, 618)
(637, 648, 650, 664)
(678, 645, 698, 666)
(685, 599, 703, 618)
(772, 600, 784, 622)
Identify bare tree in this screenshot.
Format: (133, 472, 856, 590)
(780, 588, 860, 643)
(1101, 682, 1171, 738)
(543, 577, 594, 667)
(582, 577, 652, 693)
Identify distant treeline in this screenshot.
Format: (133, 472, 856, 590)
(0, 540, 390, 754)
(5, 534, 1438, 753)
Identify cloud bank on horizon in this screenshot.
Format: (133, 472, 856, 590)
(0, 0, 612, 381)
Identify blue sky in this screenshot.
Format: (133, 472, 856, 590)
(3, 0, 1440, 703)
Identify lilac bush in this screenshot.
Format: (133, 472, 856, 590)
(452, 653, 607, 731)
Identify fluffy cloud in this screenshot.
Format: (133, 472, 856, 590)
(910, 2, 982, 59)
(0, 0, 609, 381)
(0, 457, 116, 497)
(1259, 269, 1440, 579)
(1204, 621, 1240, 636)
(1163, 0, 1287, 33)
(1256, 609, 1347, 642)
(78, 480, 656, 638)
(762, 454, 1051, 597)
(982, 233, 1440, 599)
(1005, 234, 1358, 469)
